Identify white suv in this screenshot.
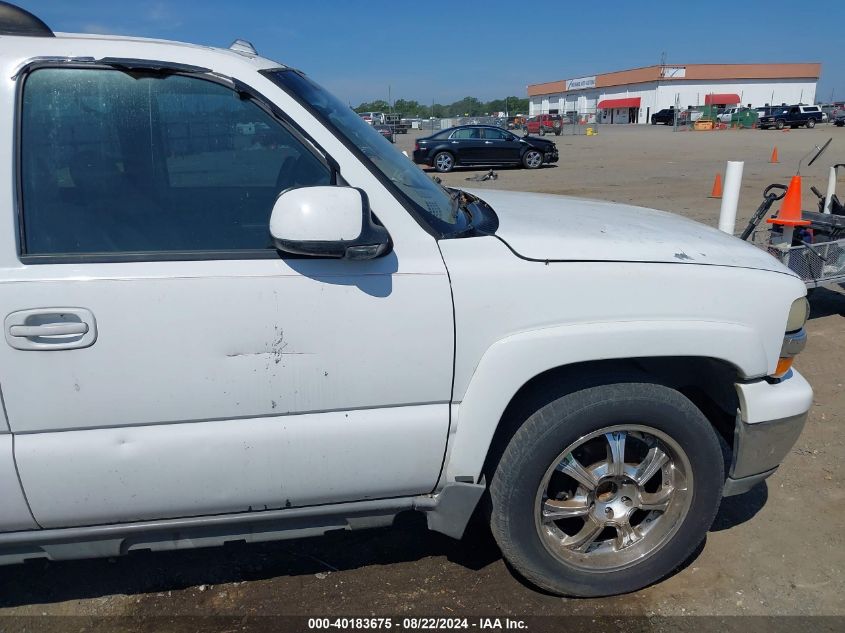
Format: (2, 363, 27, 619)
(0, 4, 813, 597)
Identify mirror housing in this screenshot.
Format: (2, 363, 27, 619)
(269, 186, 390, 260)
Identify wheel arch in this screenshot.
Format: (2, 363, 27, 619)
(441, 320, 767, 487)
(477, 356, 740, 485)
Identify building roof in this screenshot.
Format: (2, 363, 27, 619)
(527, 63, 822, 96)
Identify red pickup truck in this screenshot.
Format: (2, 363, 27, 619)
(526, 114, 563, 136)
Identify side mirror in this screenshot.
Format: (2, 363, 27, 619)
(269, 186, 391, 260)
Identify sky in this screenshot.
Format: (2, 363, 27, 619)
(23, 1, 845, 106)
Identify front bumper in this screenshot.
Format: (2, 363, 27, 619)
(544, 150, 559, 164)
(723, 368, 813, 496)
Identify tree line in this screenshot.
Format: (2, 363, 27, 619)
(353, 96, 530, 118)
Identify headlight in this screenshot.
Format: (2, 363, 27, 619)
(772, 297, 810, 379)
(786, 297, 810, 332)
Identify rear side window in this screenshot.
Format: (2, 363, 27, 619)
(19, 68, 331, 258)
(482, 128, 510, 140)
(451, 128, 480, 139)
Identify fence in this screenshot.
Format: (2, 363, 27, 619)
(413, 111, 602, 135)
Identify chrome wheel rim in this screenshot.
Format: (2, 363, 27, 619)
(526, 151, 542, 168)
(435, 153, 453, 171)
(534, 424, 692, 572)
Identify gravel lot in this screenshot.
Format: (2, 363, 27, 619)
(1, 124, 843, 628)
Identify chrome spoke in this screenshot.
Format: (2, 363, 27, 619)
(562, 516, 604, 552)
(556, 453, 599, 491)
(633, 446, 668, 486)
(605, 431, 627, 477)
(614, 520, 642, 551)
(542, 496, 591, 523)
(638, 486, 673, 512)
(536, 424, 692, 571)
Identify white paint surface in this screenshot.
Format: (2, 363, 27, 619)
(0, 435, 37, 531)
(16, 405, 449, 527)
(270, 186, 363, 242)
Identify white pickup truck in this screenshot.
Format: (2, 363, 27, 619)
(0, 4, 813, 597)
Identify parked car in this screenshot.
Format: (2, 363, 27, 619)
(525, 114, 563, 136)
(755, 106, 776, 119)
(0, 3, 813, 599)
(717, 107, 742, 123)
(758, 104, 824, 129)
(373, 124, 394, 143)
(650, 108, 676, 125)
(413, 125, 558, 172)
(358, 111, 384, 125)
(835, 114, 845, 127)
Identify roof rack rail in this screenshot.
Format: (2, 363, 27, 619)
(0, 2, 54, 37)
(229, 39, 257, 56)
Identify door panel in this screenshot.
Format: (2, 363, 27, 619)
(482, 132, 522, 163)
(0, 434, 38, 532)
(6, 62, 455, 529)
(3, 256, 454, 526)
(16, 404, 448, 528)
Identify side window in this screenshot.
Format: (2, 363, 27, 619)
(482, 128, 508, 140)
(20, 68, 331, 258)
(451, 128, 480, 139)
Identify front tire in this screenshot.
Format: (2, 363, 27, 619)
(433, 151, 455, 173)
(489, 382, 724, 597)
(776, 120, 785, 130)
(522, 149, 543, 169)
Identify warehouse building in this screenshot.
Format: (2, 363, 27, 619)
(527, 63, 821, 124)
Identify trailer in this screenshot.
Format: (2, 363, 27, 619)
(384, 113, 410, 134)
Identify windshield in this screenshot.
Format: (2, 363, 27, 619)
(267, 69, 463, 234)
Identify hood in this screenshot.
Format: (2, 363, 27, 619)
(521, 135, 555, 147)
(466, 189, 791, 274)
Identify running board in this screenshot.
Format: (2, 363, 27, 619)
(0, 482, 486, 565)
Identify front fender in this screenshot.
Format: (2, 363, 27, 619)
(441, 319, 768, 484)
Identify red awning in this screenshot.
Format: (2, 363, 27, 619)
(597, 97, 641, 109)
(704, 93, 740, 105)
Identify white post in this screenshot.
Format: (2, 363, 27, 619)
(823, 166, 837, 214)
(718, 161, 744, 234)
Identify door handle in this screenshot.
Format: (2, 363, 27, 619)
(5, 308, 97, 351)
(9, 322, 89, 338)
(484, 141, 493, 144)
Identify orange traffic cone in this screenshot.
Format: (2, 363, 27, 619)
(709, 173, 723, 198)
(770, 147, 779, 163)
(767, 175, 810, 226)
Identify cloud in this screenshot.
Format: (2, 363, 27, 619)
(80, 22, 130, 35)
(144, 1, 182, 29)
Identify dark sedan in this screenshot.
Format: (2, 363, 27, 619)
(374, 124, 394, 143)
(412, 125, 558, 173)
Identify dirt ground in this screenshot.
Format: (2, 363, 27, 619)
(1, 124, 843, 628)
